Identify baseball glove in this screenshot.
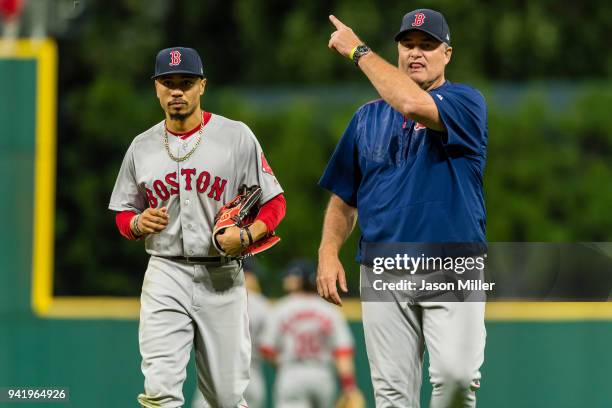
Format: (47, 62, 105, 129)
(212, 184, 280, 257)
(335, 389, 365, 408)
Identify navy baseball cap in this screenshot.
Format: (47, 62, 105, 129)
(242, 257, 259, 275)
(283, 259, 316, 287)
(151, 47, 204, 79)
(394, 9, 451, 45)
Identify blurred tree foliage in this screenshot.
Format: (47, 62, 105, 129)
(53, 0, 612, 296)
(486, 87, 612, 242)
(57, 0, 612, 86)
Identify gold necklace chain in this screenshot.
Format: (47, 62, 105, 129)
(163, 118, 204, 162)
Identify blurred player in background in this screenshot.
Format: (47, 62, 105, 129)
(0, 0, 23, 45)
(191, 258, 270, 408)
(260, 259, 363, 408)
(241, 258, 270, 408)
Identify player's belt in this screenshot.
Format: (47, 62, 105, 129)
(160, 255, 236, 265)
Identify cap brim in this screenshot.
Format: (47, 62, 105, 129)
(394, 28, 447, 44)
(151, 71, 205, 79)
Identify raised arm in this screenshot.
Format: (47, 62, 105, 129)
(328, 14, 447, 131)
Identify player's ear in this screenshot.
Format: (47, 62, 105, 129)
(444, 45, 452, 65)
(200, 78, 207, 96)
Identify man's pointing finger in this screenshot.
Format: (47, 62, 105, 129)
(329, 14, 346, 29)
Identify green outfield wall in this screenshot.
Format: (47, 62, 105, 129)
(3, 318, 612, 407)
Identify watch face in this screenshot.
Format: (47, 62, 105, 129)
(357, 45, 369, 54)
(353, 45, 371, 64)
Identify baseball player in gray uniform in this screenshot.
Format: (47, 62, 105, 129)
(109, 47, 286, 408)
(259, 259, 361, 408)
(191, 259, 270, 408)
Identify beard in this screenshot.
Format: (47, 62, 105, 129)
(168, 104, 197, 121)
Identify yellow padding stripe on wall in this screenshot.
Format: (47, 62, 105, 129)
(44, 298, 612, 321)
(0, 39, 58, 317)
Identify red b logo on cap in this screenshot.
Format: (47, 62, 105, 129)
(169, 50, 181, 66)
(412, 12, 426, 27)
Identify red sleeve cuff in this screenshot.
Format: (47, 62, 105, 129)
(115, 211, 138, 240)
(333, 347, 354, 357)
(255, 193, 286, 233)
(259, 345, 278, 361)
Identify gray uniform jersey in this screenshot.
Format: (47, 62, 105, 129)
(260, 294, 354, 365)
(248, 291, 269, 369)
(108, 113, 283, 256)
(245, 292, 269, 408)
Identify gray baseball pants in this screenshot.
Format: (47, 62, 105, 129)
(361, 265, 486, 408)
(137, 256, 250, 408)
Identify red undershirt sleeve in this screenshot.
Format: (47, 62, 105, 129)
(255, 193, 286, 233)
(117, 191, 284, 240)
(115, 211, 138, 240)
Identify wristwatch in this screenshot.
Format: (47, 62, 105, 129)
(352, 44, 371, 66)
